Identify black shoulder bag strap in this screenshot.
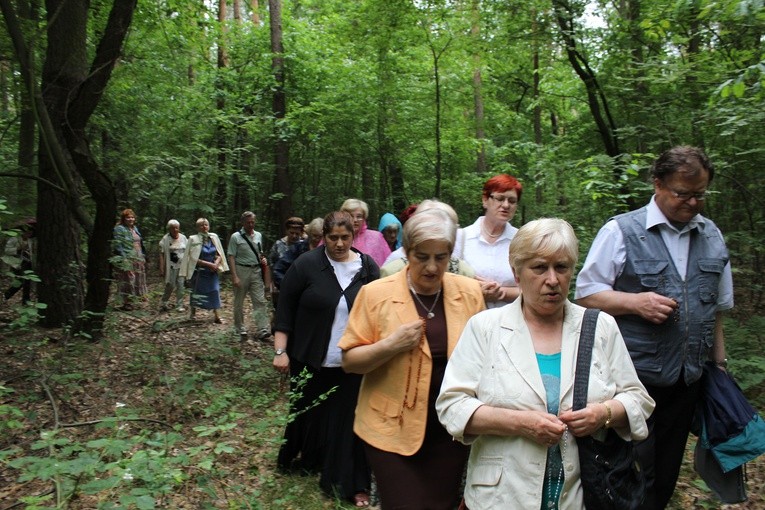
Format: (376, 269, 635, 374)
(573, 308, 646, 510)
(239, 230, 262, 260)
(573, 308, 601, 411)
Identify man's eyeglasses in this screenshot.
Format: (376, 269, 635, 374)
(667, 187, 709, 202)
(488, 194, 518, 205)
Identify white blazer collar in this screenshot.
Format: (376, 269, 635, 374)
(497, 298, 584, 409)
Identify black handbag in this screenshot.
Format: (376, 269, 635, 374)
(573, 308, 646, 510)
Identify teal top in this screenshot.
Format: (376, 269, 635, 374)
(537, 352, 563, 510)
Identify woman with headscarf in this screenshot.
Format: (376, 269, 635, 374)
(377, 212, 402, 252)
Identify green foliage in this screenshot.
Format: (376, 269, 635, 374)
(1, 0, 764, 248)
(3, 301, 47, 331)
(0, 386, 25, 438)
(5, 422, 193, 508)
(0, 327, 320, 508)
(725, 315, 765, 408)
(285, 368, 337, 423)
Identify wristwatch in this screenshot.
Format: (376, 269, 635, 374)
(715, 358, 728, 368)
(275, 349, 286, 356)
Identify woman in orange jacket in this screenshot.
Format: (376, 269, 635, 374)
(339, 208, 485, 509)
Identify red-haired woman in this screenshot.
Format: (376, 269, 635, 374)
(112, 209, 147, 310)
(452, 174, 523, 308)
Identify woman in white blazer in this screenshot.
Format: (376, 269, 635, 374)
(437, 218, 654, 510)
(179, 218, 229, 323)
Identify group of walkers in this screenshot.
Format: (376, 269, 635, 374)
(114, 212, 267, 336)
(107, 145, 732, 510)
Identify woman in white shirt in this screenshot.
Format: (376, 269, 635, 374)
(452, 174, 523, 308)
(158, 219, 188, 312)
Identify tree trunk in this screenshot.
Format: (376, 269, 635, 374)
(0, 58, 7, 114)
(426, 35, 452, 198)
(269, 0, 291, 225)
(619, 0, 648, 153)
(2, 0, 135, 336)
(684, 0, 704, 147)
(532, 10, 542, 147)
(218, 0, 229, 68)
(433, 50, 442, 197)
(18, 74, 36, 210)
(532, 9, 543, 205)
(10, 0, 37, 213)
(34, 0, 90, 326)
(471, 0, 486, 174)
(553, 0, 620, 159)
(60, 0, 136, 338)
(216, 0, 230, 230)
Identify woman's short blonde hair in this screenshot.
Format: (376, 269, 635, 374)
(508, 218, 578, 272)
(341, 198, 369, 219)
(416, 199, 459, 225)
(403, 209, 457, 253)
(306, 217, 324, 236)
(195, 218, 209, 229)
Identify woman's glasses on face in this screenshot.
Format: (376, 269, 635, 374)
(489, 194, 518, 206)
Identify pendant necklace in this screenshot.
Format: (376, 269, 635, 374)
(407, 274, 441, 319)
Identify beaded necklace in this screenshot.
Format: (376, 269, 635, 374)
(399, 281, 441, 424)
(546, 429, 568, 508)
(399, 318, 425, 425)
(481, 218, 503, 239)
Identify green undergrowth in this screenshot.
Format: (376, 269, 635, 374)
(0, 309, 356, 509)
(2, 307, 763, 509)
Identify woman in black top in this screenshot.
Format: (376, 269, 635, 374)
(272, 211, 379, 507)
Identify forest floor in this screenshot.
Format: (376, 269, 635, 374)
(0, 273, 763, 509)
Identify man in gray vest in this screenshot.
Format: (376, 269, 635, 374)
(575, 146, 733, 509)
(228, 211, 272, 342)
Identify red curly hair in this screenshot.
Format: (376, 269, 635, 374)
(482, 174, 523, 201)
